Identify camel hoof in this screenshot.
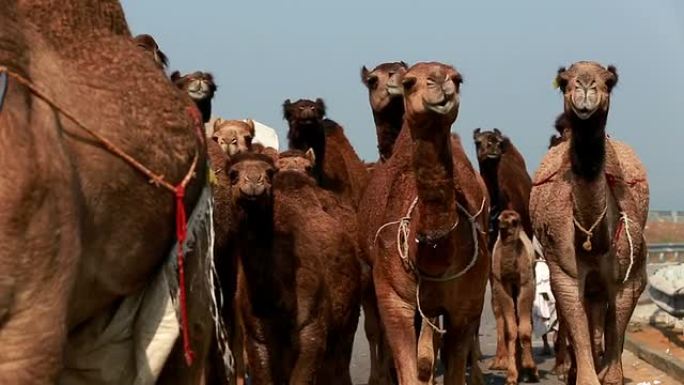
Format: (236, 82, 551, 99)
(505, 378, 517, 385)
(520, 369, 540, 383)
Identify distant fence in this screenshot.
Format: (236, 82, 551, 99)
(648, 210, 684, 223)
(648, 243, 684, 264)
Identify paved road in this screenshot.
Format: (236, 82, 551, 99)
(348, 283, 676, 385)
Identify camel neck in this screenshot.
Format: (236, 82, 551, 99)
(373, 98, 404, 161)
(287, 122, 326, 183)
(567, 111, 612, 253)
(18, 1, 130, 47)
(478, 159, 500, 206)
(410, 121, 458, 238)
(195, 98, 212, 124)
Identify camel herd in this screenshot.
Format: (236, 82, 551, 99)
(0, 2, 650, 385)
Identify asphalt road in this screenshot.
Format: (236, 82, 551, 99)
(348, 283, 565, 385)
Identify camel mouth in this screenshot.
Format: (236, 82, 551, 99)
(386, 85, 403, 97)
(424, 98, 456, 115)
(187, 81, 212, 100)
(570, 105, 598, 120)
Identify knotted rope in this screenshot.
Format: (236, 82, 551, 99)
(573, 202, 608, 252)
(374, 196, 486, 334)
(0, 66, 200, 365)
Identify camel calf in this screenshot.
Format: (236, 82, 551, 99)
(492, 210, 539, 385)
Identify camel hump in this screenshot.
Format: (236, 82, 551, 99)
(531, 140, 570, 187)
(605, 138, 648, 186)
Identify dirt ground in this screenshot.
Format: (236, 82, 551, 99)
(645, 221, 684, 244)
(629, 323, 684, 363)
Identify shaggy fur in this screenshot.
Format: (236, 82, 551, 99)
(491, 210, 539, 385)
(283, 98, 369, 208)
(361, 61, 408, 161)
(231, 154, 361, 385)
(172, 71, 217, 123)
(531, 61, 649, 385)
(0, 1, 212, 383)
(358, 62, 489, 385)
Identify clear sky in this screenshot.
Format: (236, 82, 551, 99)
(121, 0, 684, 210)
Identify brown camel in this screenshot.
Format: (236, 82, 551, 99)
(0, 1, 217, 384)
(283, 98, 369, 207)
(133, 33, 168, 70)
(172, 70, 217, 123)
(211, 118, 256, 156)
(530, 61, 649, 385)
(361, 61, 408, 162)
(359, 62, 489, 385)
(230, 151, 361, 385)
(491, 210, 539, 385)
(473, 128, 534, 369)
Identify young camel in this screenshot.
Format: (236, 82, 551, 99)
(359, 62, 489, 385)
(530, 61, 649, 385)
(491, 210, 539, 385)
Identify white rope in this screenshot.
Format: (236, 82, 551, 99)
(620, 212, 635, 284)
(416, 275, 446, 334)
(573, 202, 608, 251)
(374, 197, 419, 270)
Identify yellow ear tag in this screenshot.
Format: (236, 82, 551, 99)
(552, 78, 560, 89)
(208, 166, 218, 186)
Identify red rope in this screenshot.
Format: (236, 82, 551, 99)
(175, 185, 194, 365)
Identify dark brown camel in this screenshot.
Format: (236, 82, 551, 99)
(531, 62, 649, 385)
(133, 33, 168, 70)
(0, 1, 215, 384)
(361, 61, 408, 162)
(283, 98, 369, 207)
(172, 71, 217, 123)
(230, 152, 361, 385)
(491, 210, 539, 385)
(473, 128, 534, 370)
(359, 62, 489, 385)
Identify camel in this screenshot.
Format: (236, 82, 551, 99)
(530, 61, 649, 385)
(283, 98, 369, 207)
(361, 61, 408, 162)
(211, 118, 256, 156)
(172, 70, 217, 123)
(230, 151, 361, 385)
(0, 1, 217, 384)
(491, 210, 539, 385)
(359, 62, 489, 385)
(473, 127, 534, 369)
(133, 34, 168, 71)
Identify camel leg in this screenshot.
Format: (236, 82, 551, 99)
(490, 281, 509, 370)
(290, 318, 326, 385)
(542, 335, 552, 356)
(498, 283, 518, 385)
(417, 318, 437, 383)
(552, 317, 570, 380)
(548, 263, 599, 385)
(376, 283, 425, 385)
(363, 285, 389, 385)
(443, 321, 478, 385)
(585, 296, 606, 368)
(468, 333, 485, 385)
(516, 284, 539, 383)
(599, 262, 647, 385)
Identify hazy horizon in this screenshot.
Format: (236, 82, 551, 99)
(121, 0, 684, 210)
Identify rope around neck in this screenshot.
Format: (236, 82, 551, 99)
(0, 66, 200, 365)
(374, 196, 486, 334)
(573, 202, 608, 252)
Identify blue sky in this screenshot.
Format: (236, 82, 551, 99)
(121, 0, 684, 209)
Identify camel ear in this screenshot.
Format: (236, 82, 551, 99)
(400, 61, 409, 69)
(315, 98, 326, 116)
(361, 66, 370, 85)
(282, 99, 293, 120)
(304, 148, 316, 166)
(212, 118, 224, 133)
(473, 128, 481, 140)
(493, 128, 502, 136)
(605, 65, 618, 92)
(245, 119, 256, 136)
(170, 71, 181, 82)
(555, 66, 569, 92)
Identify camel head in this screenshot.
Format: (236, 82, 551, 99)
(399, 62, 462, 131)
(229, 153, 276, 208)
(555, 61, 618, 121)
(361, 61, 408, 112)
(498, 210, 522, 239)
(473, 128, 507, 162)
(212, 119, 255, 156)
(133, 34, 168, 70)
(283, 98, 326, 128)
(171, 71, 217, 102)
(276, 149, 316, 176)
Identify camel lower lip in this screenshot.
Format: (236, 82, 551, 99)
(425, 100, 455, 115)
(387, 86, 402, 96)
(571, 106, 597, 120)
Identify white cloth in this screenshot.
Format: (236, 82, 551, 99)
(532, 259, 557, 337)
(59, 185, 225, 385)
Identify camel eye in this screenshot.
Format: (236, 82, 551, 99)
(402, 77, 417, 91)
(231, 138, 238, 145)
(366, 75, 379, 88)
(229, 170, 239, 184)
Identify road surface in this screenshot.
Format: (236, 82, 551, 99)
(349, 283, 676, 385)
